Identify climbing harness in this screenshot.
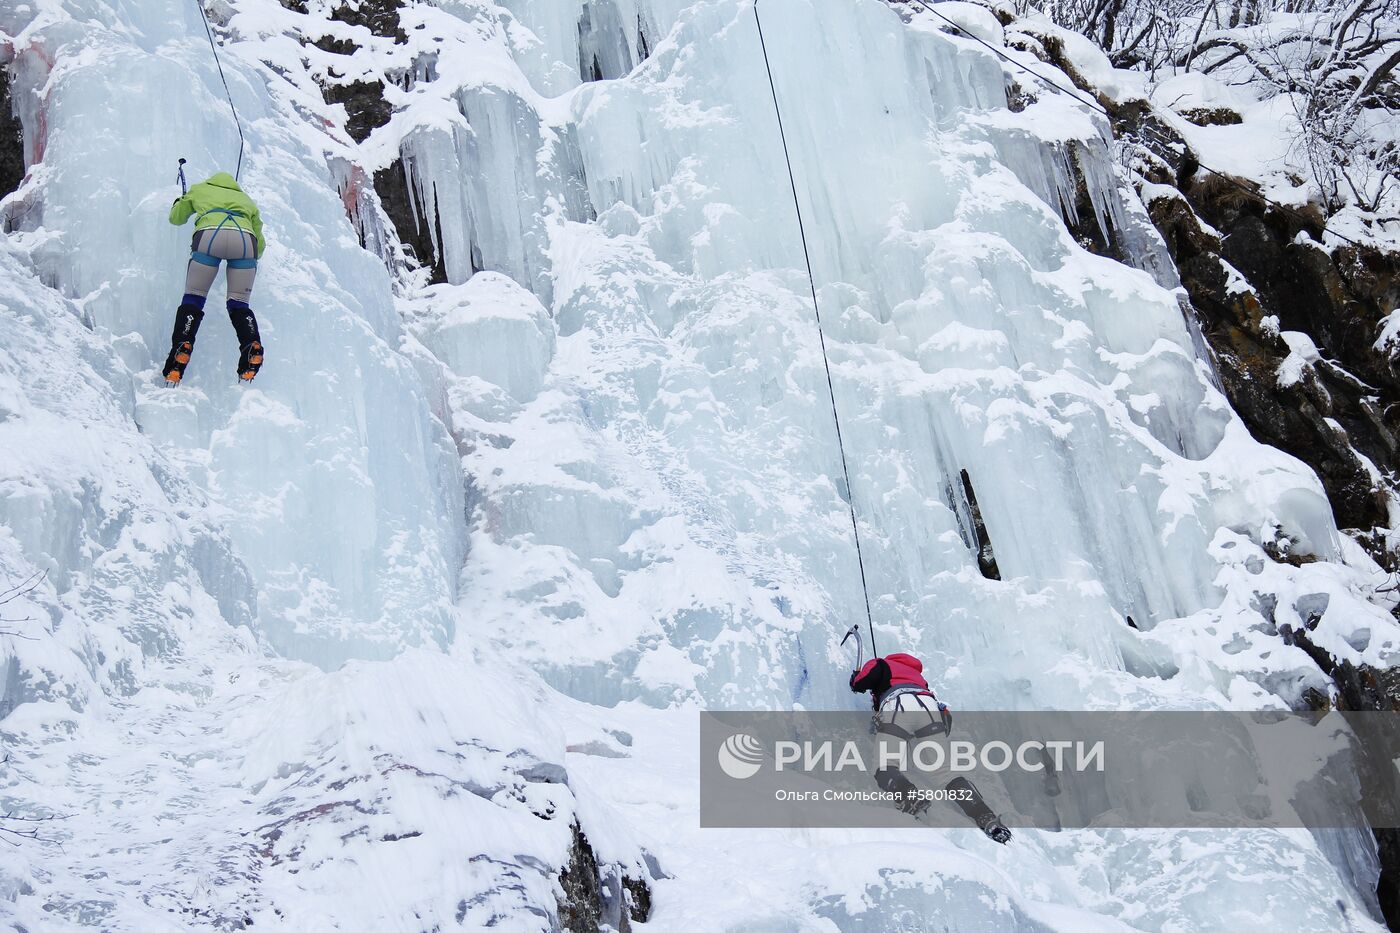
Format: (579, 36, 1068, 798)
(190, 208, 257, 270)
(753, 0, 880, 657)
(875, 685, 953, 740)
(194, 0, 246, 180)
(896, 0, 1364, 248)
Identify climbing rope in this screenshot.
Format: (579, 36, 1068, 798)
(898, 0, 1366, 249)
(753, 0, 879, 657)
(194, 0, 246, 180)
(905, 0, 1104, 114)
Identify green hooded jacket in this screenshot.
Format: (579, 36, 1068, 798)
(169, 172, 266, 257)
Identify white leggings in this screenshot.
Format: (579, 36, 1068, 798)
(185, 227, 258, 304)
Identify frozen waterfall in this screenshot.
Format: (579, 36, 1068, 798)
(0, 0, 1396, 928)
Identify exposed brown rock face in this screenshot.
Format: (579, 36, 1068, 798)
(1291, 622, 1400, 928)
(374, 160, 448, 285)
(0, 69, 23, 202)
(1011, 24, 1400, 926)
(1019, 24, 1400, 564)
(558, 822, 652, 932)
(1004, 17, 1400, 919)
(959, 470, 1001, 581)
(1176, 106, 1242, 127)
(1098, 69, 1400, 931)
(323, 79, 393, 145)
(274, 0, 447, 281)
(1011, 25, 1400, 555)
(313, 0, 404, 144)
(1150, 162, 1400, 564)
(1146, 180, 1398, 544)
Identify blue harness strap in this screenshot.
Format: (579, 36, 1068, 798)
(200, 207, 245, 225)
(190, 210, 258, 270)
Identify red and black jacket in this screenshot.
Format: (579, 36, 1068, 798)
(850, 653, 929, 706)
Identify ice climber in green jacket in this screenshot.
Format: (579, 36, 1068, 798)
(164, 172, 265, 385)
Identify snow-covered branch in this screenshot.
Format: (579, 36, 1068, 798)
(1018, 0, 1400, 220)
(0, 756, 64, 847)
(0, 569, 42, 639)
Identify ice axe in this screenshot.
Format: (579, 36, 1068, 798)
(177, 158, 188, 195)
(840, 623, 865, 672)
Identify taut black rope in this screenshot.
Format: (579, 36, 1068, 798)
(195, 0, 246, 180)
(753, 0, 879, 656)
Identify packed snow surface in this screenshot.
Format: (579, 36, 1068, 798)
(0, 0, 1396, 929)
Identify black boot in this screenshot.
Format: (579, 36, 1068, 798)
(875, 767, 930, 817)
(948, 777, 1012, 844)
(163, 304, 204, 385)
(228, 303, 263, 382)
(975, 810, 1012, 845)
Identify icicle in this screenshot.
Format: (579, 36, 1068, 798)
(577, 0, 634, 83)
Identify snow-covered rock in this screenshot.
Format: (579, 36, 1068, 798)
(409, 272, 556, 401)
